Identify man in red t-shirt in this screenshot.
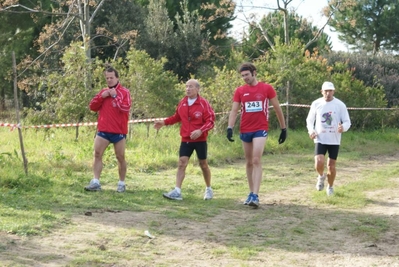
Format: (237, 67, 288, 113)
(154, 79, 215, 201)
(84, 67, 132, 193)
(227, 62, 287, 207)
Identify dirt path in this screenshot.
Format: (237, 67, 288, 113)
(1, 155, 399, 267)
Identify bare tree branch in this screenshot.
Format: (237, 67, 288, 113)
(304, 0, 341, 50)
(90, 0, 106, 24)
(0, 4, 80, 18)
(276, 0, 295, 45)
(18, 17, 76, 77)
(257, 22, 276, 51)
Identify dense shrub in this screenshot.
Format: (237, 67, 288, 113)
(325, 52, 399, 107)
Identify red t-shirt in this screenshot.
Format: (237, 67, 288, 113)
(233, 82, 277, 133)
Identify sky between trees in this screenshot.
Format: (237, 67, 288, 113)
(231, 0, 348, 51)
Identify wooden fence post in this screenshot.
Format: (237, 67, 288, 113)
(12, 51, 28, 175)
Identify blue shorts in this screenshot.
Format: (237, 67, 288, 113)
(97, 132, 126, 144)
(179, 141, 207, 160)
(240, 130, 268, 143)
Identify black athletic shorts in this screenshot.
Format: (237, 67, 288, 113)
(179, 141, 207, 160)
(315, 143, 340, 160)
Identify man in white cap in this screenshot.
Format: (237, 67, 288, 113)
(306, 81, 351, 196)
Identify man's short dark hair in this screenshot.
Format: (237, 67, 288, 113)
(104, 67, 119, 78)
(239, 62, 256, 75)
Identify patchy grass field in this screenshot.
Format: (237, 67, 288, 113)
(0, 126, 398, 266)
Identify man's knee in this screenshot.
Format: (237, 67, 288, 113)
(199, 160, 209, 170)
(114, 152, 125, 162)
(94, 150, 103, 159)
(252, 156, 262, 166)
(178, 157, 189, 168)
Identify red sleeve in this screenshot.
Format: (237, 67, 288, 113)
(233, 86, 243, 103)
(164, 99, 183, 125)
(199, 98, 215, 133)
(113, 88, 131, 113)
(89, 89, 107, 112)
(266, 84, 277, 99)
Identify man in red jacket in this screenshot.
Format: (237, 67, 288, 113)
(154, 79, 215, 201)
(84, 67, 132, 193)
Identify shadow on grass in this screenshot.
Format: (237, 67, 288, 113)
(1, 151, 399, 266)
(2, 187, 398, 263)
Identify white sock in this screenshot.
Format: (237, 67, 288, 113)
(92, 178, 100, 184)
(206, 186, 212, 190)
(118, 180, 125, 186)
(174, 187, 181, 194)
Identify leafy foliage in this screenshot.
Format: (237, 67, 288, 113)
(201, 66, 242, 131)
(136, 0, 235, 80)
(123, 49, 181, 119)
(1, 0, 399, 131)
(325, 51, 399, 107)
(0, 0, 51, 109)
(90, 0, 146, 60)
(24, 42, 102, 126)
(252, 41, 388, 130)
(23, 44, 181, 126)
(328, 68, 387, 130)
(327, 0, 399, 54)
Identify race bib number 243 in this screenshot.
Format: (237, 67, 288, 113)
(245, 101, 262, 112)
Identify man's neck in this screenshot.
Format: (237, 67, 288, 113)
(250, 81, 258, 86)
(109, 82, 119, 89)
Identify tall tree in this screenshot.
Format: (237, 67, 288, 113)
(1, 0, 146, 112)
(136, 0, 175, 62)
(241, 10, 332, 59)
(90, 0, 145, 60)
(139, 0, 235, 47)
(326, 0, 399, 54)
(0, 0, 51, 110)
(137, 0, 236, 79)
(137, 0, 209, 79)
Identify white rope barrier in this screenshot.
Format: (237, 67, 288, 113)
(1, 104, 398, 130)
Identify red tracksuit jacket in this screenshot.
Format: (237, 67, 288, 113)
(164, 95, 215, 142)
(89, 83, 131, 134)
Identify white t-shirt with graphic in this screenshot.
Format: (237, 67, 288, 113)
(306, 97, 351, 145)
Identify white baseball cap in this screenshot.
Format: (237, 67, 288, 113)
(322, 81, 335, 90)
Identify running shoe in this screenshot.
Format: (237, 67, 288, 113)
(244, 192, 254, 205)
(116, 184, 126, 193)
(204, 188, 213, 200)
(84, 180, 101, 191)
(248, 194, 259, 208)
(315, 174, 326, 191)
(326, 187, 334, 196)
(163, 189, 183, 200)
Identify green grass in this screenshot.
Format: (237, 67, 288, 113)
(0, 125, 398, 265)
(1, 125, 398, 231)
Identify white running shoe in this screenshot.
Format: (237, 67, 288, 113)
(84, 180, 101, 191)
(326, 187, 334, 196)
(116, 184, 126, 193)
(163, 189, 183, 200)
(203, 188, 213, 200)
(315, 174, 326, 191)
